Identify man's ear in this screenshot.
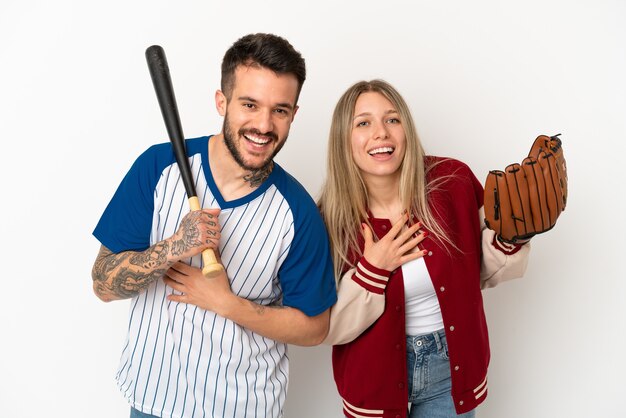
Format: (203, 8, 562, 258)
(291, 105, 299, 122)
(215, 90, 227, 116)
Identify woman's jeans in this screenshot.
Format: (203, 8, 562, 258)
(407, 329, 476, 418)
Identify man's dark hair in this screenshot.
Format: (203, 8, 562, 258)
(221, 33, 306, 102)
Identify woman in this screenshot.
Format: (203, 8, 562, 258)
(319, 80, 530, 418)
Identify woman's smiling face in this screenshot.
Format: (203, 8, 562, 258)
(350, 92, 406, 181)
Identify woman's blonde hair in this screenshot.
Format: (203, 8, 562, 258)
(318, 80, 454, 280)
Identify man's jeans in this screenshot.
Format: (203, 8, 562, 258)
(130, 407, 159, 418)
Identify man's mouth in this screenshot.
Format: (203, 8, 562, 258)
(242, 130, 277, 146)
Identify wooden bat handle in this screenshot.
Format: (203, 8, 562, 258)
(188, 197, 224, 277)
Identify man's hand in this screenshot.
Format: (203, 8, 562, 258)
(162, 262, 330, 346)
(164, 261, 234, 316)
(167, 208, 221, 260)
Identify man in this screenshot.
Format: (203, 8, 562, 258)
(92, 33, 337, 418)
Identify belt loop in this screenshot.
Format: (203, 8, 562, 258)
(433, 330, 443, 351)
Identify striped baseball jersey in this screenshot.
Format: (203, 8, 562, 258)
(93, 136, 337, 418)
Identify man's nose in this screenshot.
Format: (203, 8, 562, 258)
(255, 109, 274, 134)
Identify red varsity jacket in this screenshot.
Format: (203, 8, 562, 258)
(333, 158, 511, 417)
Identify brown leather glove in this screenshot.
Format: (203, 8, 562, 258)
(484, 134, 568, 243)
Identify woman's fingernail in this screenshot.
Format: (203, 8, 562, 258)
(423, 231, 429, 237)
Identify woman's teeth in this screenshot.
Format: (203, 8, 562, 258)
(368, 147, 394, 155)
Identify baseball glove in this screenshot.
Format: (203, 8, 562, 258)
(484, 134, 568, 243)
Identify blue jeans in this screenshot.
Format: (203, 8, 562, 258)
(406, 330, 476, 418)
(130, 407, 159, 418)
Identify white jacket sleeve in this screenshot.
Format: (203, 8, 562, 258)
(323, 259, 390, 345)
(479, 206, 531, 289)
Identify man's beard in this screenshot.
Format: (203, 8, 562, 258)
(222, 113, 285, 172)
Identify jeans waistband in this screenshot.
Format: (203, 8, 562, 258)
(407, 328, 446, 351)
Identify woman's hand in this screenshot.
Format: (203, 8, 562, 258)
(362, 214, 428, 271)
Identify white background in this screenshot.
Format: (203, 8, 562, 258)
(1, 0, 624, 417)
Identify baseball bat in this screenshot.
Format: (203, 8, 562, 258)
(145, 45, 223, 277)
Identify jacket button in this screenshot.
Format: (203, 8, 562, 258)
(440, 286, 445, 292)
(449, 325, 455, 331)
(428, 251, 433, 256)
(382, 225, 388, 230)
(398, 382, 404, 389)
(395, 305, 401, 312)
(459, 400, 464, 406)
(395, 343, 401, 350)
(454, 365, 460, 371)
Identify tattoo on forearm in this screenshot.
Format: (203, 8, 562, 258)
(243, 162, 273, 188)
(130, 240, 169, 269)
(254, 303, 266, 315)
(92, 244, 171, 300)
(109, 267, 167, 299)
(252, 301, 286, 316)
(93, 247, 128, 281)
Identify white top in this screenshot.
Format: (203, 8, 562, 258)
(402, 257, 444, 336)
